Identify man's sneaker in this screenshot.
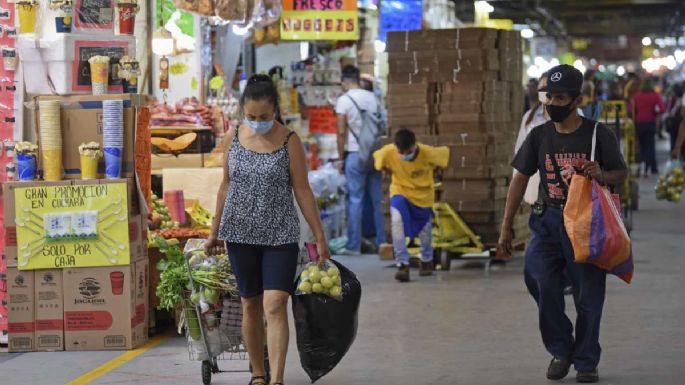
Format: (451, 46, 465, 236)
(395, 264, 410, 282)
(419, 261, 434, 276)
(547, 356, 572, 380)
(576, 369, 599, 383)
(338, 249, 361, 256)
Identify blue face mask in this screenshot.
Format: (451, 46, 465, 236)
(244, 118, 274, 135)
(400, 150, 416, 161)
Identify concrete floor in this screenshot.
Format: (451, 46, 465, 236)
(2, 146, 685, 385)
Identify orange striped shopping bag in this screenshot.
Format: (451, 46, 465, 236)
(564, 175, 634, 283)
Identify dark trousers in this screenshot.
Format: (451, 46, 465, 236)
(524, 207, 607, 371)
(636, 121, 658, 174)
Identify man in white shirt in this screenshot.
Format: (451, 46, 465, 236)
(335, 65, 386, 255)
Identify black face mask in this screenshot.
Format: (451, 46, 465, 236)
(546, 102, 575, 123)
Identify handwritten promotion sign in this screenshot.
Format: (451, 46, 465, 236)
(14, 183, 130, 270)
(379, 0, 423, 42)
(281, 0, 358, 41)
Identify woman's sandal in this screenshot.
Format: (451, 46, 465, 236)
(249, 376, 268, 385)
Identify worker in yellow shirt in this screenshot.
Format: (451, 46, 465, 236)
(374, 128, 450, 282)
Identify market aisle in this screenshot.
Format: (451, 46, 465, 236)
(3, 160, 685, 385)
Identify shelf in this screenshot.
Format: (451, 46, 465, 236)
(150, 126, 212, 133)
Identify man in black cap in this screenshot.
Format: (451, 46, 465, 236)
(499, 65, 628, 383)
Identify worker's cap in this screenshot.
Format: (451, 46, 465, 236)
(540, 65, 583, 94)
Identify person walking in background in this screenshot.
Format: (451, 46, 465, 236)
(205, 75, 331, 385)
(665, 83, 684, 156)
(580, 71, 603, 121)
(500, 65, 628, 384)
(374, 129, 449, 282)
(336, 65, 386, 255)
(516, 73, 549, 206)
(524, 78, 539, 114)
(633, 78, 667, 177)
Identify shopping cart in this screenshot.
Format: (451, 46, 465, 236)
(182, 241, 269, 385)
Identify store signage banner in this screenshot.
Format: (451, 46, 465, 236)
(14, 183, 130, 270)
(379, 0, 422, 42)
(281, 0, 359, 40)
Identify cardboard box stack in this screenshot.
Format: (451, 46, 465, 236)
(4, 94, 150, 352)
(386, 28, 530, 245)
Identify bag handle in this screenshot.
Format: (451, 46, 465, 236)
(345, 94, 363, 142)
(591, 121, 598, 162)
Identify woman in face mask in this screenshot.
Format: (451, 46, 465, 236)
(205, 74, 331, 385)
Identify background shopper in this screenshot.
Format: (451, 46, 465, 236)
(633, 78, 667, 176)
(206, 74, 331, 385)
(500, 65, 628, 384)
(336, 65, 386, 255)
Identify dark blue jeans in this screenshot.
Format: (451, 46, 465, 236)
(636, 121, 658, 174)
(524, 207, 607, 371)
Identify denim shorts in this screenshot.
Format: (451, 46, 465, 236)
(225, 242, 299, 298)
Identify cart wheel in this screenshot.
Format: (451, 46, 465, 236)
(202, 360, 212, 385)
(439, 250, 451, 271)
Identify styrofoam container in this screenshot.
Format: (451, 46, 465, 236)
(18, 34, 135, 95)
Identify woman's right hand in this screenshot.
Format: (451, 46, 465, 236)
(204, 236, 223, 256)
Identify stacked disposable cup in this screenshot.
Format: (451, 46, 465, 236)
(103, 100, 124, 179)
(39, 101, 62, 181)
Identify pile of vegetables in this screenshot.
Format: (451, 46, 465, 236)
(655, 161, 685, 203)
(151, 194, 179, 230)
(154, 236, 236, 313)
(155, 228, 210, 239)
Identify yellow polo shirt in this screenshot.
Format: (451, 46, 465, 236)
(374, 143, 450, 208)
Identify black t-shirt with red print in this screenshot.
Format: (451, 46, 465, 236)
(512, 118, 627, 206)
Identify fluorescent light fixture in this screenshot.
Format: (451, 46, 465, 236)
(642, 37, 652, 46)
(675, 49, 685, 64)
(666, 55, 677, 70)
(617, 66, 626, 76)
(598, 65, 606, 72)
(374, 39, 386, 53)
(520, 28, 534, 39)
(474, 1, 494, 13)
(300, 42, 309, 60)
(527, 65, 541, 79)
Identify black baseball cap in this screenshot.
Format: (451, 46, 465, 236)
(540, 64, 583, 94)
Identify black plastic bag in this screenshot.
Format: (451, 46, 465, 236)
(292, 259, 361, 383)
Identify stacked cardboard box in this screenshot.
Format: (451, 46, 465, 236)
(386, 28, 530, 245)
(5, 94, 150, 352)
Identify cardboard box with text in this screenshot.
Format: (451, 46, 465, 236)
(64, 266, 136, 350)
(7, 268, 35, 352)
(34, 269, 64, 351)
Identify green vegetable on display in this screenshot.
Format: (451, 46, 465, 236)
(154, 236, 237, 312)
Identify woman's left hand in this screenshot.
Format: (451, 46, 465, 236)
(317, 241, 331, 262)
